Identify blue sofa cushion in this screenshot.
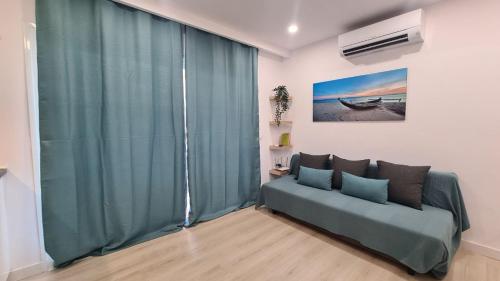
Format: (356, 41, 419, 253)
(297, 166, 333, 190)
(341, 172, 389, 204)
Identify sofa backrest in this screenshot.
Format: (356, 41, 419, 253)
(288, 154, 470, 232)
(290, 153, 442, 185)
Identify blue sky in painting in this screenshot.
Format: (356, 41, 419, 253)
(313, 68, 407, 97)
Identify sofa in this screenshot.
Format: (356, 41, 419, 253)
(256, 154, 469, 279)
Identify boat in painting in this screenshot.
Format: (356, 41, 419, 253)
(338, 97, 382, 110)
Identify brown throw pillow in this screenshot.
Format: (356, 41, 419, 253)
(332, 155, 370, 189)
(377, 160, 430, 210)
(294, 153, 330, 179)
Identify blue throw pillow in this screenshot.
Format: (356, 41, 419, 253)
(341, 171, 389, 204)
(297, 166, 333, 191)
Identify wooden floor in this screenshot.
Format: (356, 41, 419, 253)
(25, 208, 500, 281)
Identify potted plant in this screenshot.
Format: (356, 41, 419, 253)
(272, 85, 290, 126)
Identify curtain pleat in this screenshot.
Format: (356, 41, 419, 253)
(185, 27, 261, 225)
(37, 0, 185, 266)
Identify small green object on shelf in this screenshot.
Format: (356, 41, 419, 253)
(279, 133, 290, 146)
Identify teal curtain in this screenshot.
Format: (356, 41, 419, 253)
(37, 0, 185, 266)
(185, 27, 261, 224)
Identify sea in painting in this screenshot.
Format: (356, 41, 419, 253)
(313, 68, 407, 121)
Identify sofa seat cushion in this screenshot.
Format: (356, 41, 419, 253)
(258, 175, 454, 277)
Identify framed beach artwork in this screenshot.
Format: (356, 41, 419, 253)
(313, 68, 407, 122)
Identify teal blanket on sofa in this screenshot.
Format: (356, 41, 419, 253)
(257, 155, 469, 279)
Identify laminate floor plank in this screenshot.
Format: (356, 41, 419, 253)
(23, 208, 500, 281)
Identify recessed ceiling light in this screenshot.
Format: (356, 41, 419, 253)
(288, 24, 298, 34)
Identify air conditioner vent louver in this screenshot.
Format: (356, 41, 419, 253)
(343, 34, 409, 57)
(338, 9, 424, 58)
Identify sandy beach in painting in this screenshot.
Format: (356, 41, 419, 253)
(313, 100, 406, 121)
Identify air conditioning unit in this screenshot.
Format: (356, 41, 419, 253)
(338, 9, 424, 58)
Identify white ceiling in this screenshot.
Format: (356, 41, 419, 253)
(159, 0, 444, 51)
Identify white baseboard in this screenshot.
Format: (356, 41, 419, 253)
(7, 261, 52, 281)
(462, 240, 500, 261)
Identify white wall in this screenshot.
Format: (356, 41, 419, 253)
(0, 0, 45, 278)
(280, 0, 500, 257)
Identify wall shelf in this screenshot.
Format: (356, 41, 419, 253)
(269, 145, 293, 151)
(269, 92, 292, 179)
(269, 120, 292, 126)
(269, 169, 289, 177)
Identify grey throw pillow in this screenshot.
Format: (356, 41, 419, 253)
(332, 155, 370, 189)
(377, 160, 431, 210)
(294, 152, 330, 179)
